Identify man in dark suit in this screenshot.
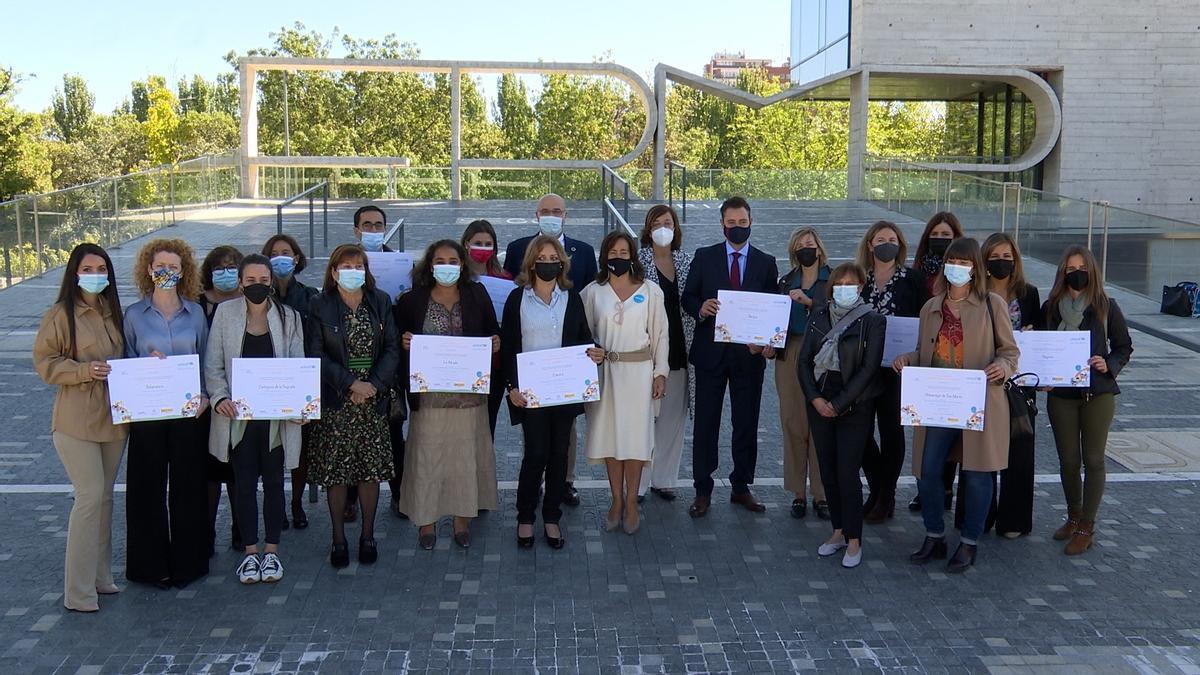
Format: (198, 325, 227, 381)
(502, 193, 598, 507)
(682, 196, 779, 517)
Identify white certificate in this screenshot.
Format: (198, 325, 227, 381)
(231, 357, 321, 420)
(1015, 331, 1091, 388)
(106, 355, 204, 424)
(366, 251, 414, 301)
(714, 290, 790, 348)
(409, 335, 493, 394)
(516, 345, 601, 408)
(881, 316, 921, 367)
(479, 275, 516, 325)
(900, 366, 987, 431)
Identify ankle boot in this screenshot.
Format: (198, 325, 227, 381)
(864, 492, 895, 524)
(909, 536, 948, 564)
(1064, 520, 1094, 555)
(1053, 512, 1081, 541)
(946, 542, 977, 573)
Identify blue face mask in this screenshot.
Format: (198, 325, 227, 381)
(77, 274, 109, 295)
(270, 255, 296, 278)
(433, 264, 461, 287)
(538, 215, 563, 237)
(337, 268, 366, 291)
(832, 285, 861, 308)
(212, 268, 240, 292)
(944, 263, 973, 288)
(360, 231, 386, 252)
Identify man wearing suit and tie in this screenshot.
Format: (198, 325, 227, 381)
(682, 197, 779, 517)
(504, 193, 598, 506)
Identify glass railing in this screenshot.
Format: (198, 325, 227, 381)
(0, 154, 240, 288)
(684, 169, 848, 201)
(863, 156, 1200, 298)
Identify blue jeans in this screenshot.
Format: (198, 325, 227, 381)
(919, 427, 993, 543)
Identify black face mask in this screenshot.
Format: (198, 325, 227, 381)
(795, 247, 819, 268)
(243, 283, 272, 305)
(1065, 269, 1089, 291)
(873, 242, 900, 263)
(724, 226, 751, 245)
(928, 238, 952, 257)
(986, 259, 1015, 280)
(534, 261, 562, 282)
(606, 258, 632, 277)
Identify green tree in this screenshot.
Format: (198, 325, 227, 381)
(51, 74, 95, 143)
(0, 68, 53, 200)
(496, 74, 535, 158)
(48, 113, 147, 188)
(143, 80, 181, 164)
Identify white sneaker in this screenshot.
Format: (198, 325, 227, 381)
(818, 541, 847, 557)
(260, 553, 284, 583)
(236, 554, 261, 584)
(842, 547, 863, 569)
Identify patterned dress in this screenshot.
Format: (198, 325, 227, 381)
(309, 304, 394, 487)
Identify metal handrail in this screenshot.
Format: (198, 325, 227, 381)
(384, 218, 406, 251)
(602, 198, 636, 238)
(275, 182, 329, 254)
(600, 165, 631, 231)
(667, 160, 688, 223)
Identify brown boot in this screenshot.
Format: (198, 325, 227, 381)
(1052, 512, 1080, 541)
(864, 492, 895, 524)
(1064, 520, 1094, 555)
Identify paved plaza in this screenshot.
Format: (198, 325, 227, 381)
(0, 200, 1198, 673)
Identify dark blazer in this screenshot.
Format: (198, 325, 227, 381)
(394, 281, 500, 412)
(503, 235, 598, 291)
(306, 287, 400, 416)
(499, 286, 594, 426)
(1041, 297, 1133, 397)
(862, 266, 929, 318)
(1007, 282, 1042, 330)
(682, 242, 780, 371)
(797, 303, 886, 414)
(279, 278, 319, 327)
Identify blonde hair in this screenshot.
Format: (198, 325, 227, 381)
(515, 235, 572, 289)
(856, 221, 909, 270)
(786, 227, 829, 271)
(133, 238, 201, 300)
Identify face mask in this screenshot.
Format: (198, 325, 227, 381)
(243, 283, 271, 305)
(651, 227, 675, 248)
(433, 264, 461, 286)
(270, 255, 296, 277)
(534, 261, 561, 282)
(795, 247, 818, 268)
(77, 273, 109, 295)
(724, 226, 751, 246)
(606, 258, 632, 277)
(872, 242, 900, 263)
(832, 285, 860, 308)
(468, 246, 494, 264)
(928, 238, 952, 257)
(944, 263, 973, 288)
(1065, 269, 1089, 291)
(359, 231, 385, 252)
(212, 269, 239, 292)
(538, 215, 563, 237)
(986, 259, 1015, 280)
(336, 268, 366, 292)
(152, 267, 182, 290)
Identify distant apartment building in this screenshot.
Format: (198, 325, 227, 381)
(703, 52, 791, 85)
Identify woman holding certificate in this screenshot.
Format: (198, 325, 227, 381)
(122, 238, 210, 588)
(797, 262, 885, 568)
(582, 231, 671, 536)
(395, 240, 500, 551)
(892, 237, 1019, 573)
(1042, 245, 1133, 555)
(461, 219, 512, 441)
(205, 254, 305, 584)
(33, 243, 127, 612)
(307, 244, 399, 569)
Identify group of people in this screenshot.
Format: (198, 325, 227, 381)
(33, 192, 1132, 613)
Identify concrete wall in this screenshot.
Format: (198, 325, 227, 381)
(851, 0, 1200, 223)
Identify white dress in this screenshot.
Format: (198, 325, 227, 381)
(581, 281, 671, 462)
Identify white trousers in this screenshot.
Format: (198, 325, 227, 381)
(639, 368, 689, 495)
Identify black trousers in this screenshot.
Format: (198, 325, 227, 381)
(126, 417, 210, 585)
(387, 415, 406, 499)
(809, 396, 874, 541)
(692, 353, 765, 497)
(230, 422, 285, 547)
(487, 377, 505, 440)
(994, 422, 1036, 535)
(861, 369, 905, 497)
(516, 408, 575, 524)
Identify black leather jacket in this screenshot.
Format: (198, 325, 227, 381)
(306, 287, 400, 415)
(797, 302, 886, 414)
(1041, 298, 1133, 398)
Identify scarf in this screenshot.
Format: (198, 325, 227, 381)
(1057, 293, 1088, 331)
(813, 298, 865, 381)
(919, 253, 943, 278)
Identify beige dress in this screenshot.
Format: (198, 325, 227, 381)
(398, 301, 499, 525)
(581, 281, 671, 462)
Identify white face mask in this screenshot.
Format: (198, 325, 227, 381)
(832, 285, 860, 308)
(944, 263, 973, 288)
(538, 215, 563, 237)
(651, 227, 674, 248)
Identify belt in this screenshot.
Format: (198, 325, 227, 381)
(605, 346, 651, 363)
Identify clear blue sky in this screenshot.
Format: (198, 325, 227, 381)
(6, 0, 791, 113)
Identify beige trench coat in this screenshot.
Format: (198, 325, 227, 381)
(903, 291, 1020, 476)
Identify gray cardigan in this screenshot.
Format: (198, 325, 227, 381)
(204, 297, 305, 469)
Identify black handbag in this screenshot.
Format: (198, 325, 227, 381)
(1160, 282, 1197, 317)
(984, 298, 1039, 441)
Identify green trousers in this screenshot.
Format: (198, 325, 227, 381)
(1047, 393, 1115, 522)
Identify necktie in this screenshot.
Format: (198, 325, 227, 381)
(730, 251, 742, 290)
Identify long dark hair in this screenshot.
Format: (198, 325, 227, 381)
(413, 239, 473, 291)
(596, 231, 645, 285)
(239, 253, 288, 328)
(1046, 245, 1109, 327)
(56, 243, 123, 359)
(981, 232, 1029, 301)
(933, 236, 988, 300)
(461, 219, 505, 278)
(914, 211, 965, 263)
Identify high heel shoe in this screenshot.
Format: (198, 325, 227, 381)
(418, 527, 436, 551)
(544, 524, 565, 549)
(517, 525, 535, 549)
(622, 509, 641, 535)
(909, 536, 948, 564)
(605, 505, 622, 532)
(330, 542, 350, 569)
(946, 542, 977, 573)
